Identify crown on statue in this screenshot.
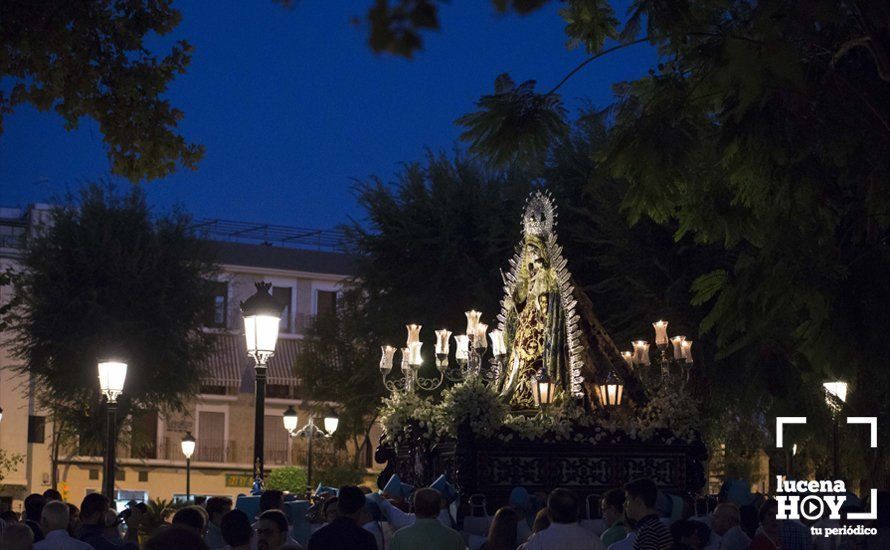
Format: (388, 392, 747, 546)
(522, 190, 556, 237)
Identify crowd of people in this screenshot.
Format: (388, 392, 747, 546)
(0, 478, 885, 550)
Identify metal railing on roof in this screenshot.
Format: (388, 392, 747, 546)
(191, 218, 349, 252)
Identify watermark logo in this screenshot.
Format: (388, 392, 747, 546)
(775, 416, 878, 537)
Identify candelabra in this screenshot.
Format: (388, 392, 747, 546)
(622, 320, 694, 396)
(380, 310, 506, 394)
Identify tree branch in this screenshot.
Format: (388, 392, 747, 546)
(546, 38, 652, 96)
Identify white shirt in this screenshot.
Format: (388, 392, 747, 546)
(362, 521, 384, 550)
(607, 531, 636, 550)
(718, 526, 750, 550)
(34, 529, 94, 550)
(378, 500, 453, 531)
(519, 522, 605, 550)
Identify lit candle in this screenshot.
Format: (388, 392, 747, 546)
(621, 351, 633, 368)
(455, 335, 469, 361)
(681, 340, 693, 363)
(489, 330, 507, 356)
(380, 345, 396, 373)
(465, 310, 482, 335)
(475, 323, 488, 348)
(435, 329, 452, 355)
(399, 347, 410, 372)
(409, 341, 423, 365)
(670, 336, 686, 360)
(631, 340, 648, 365)
(406, 324, 422, 346)
(653, 320, 669, 346)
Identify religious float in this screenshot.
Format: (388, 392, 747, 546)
(374, 191, 708, 512)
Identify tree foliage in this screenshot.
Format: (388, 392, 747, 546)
(3, 183, 218, 451)
(0, 1, 203, 181)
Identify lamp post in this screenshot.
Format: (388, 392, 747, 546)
(823, 381, 847, 479)
(283, 406, 338, 499)
(98, 360, 127, 500)
(181, 432, 196, 501)
(241, 282, 285, 493)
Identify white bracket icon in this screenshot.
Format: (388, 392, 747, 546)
(846, 417, 878, 448)
(776, 417, 807, 448)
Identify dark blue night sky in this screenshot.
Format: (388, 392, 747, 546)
(0, 2, 655, 229)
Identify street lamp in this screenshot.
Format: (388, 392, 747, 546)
(181, 432, 196, 501)
(241, 282, 285, 493)
(283, 407, 338, 499)
(823, 380, 848, 478)
(98, 359, 127, 500)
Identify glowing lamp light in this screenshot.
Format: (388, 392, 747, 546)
(489, 330, 507, 357)
(283, 405, 299, 434)
(435, 329, 451, 355)
(823, 381, 848, 409)
(681, 340, 693, 363)
(379, 346, 396, 374)
(596, 371, 624, 408)
(465, 310, 482, 335)
(181, 432, 196, 460)
(455, 335, 470, 361)
(652, 320, 669, 346)
(240, 282, 285, 363)
(534, 371, 556, 407)
(621, 351, 633, 368)
(399, 347, 411, 372)
(97, 360, 128, 403)
(406, 324, 422, 346)
(474, 323, 488, 348)
(0, 406, 3, 424)
(324, 415, 339, 434)
(792, 443, 798, 456)
(670, 336, 686, 360)
(631, 340, 651, 366)
(408, 341, 423, 366)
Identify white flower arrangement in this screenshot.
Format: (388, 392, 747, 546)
(435, 375, 507, 438)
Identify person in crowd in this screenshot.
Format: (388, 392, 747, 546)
(75, 493, 140, 550)
(2, 510, 21, 524)
(778, 504, 811, 550)
(34, 500, 92, 550)
(195, 497, 208, 507)
(737, 506, 758, 540)
(307, 485, 377, 550)
(259, 491, 285, 515)
(173, 506, 209, 538)
(482, 506, 520, 550)
(531, 509, 550, 534)
(143, 526, 210, 550)
(608, 517, 637, 550)
(669, 520, 702, 550)
(601, 489, 627, 548)
(389, 488, 464, 550)
(24, 493, 47, 543)
(624, 478, 673, 550)
(255, 510, 303, 550)
(360, 499, 384, 550)
(43, 490, 63, 502)
(204, 497, 233, 550)
(519, 488, 602, 550)
(321, 497, 339, 524)
(748, 500, 780, 550)
(220, 510, 253, 550)
(708, 503, 749, 550)
(2, 522, 35, 550)
(373, 490, 453, 531)
(66, 504, 80, 537)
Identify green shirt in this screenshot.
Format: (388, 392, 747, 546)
(601, 520, 626, 549)
(390, 518, 466, 550)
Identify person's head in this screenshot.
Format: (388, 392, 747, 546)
(413, 488, 443, 519)
(205, 497, 232, 527)
(322, 496, 339, 523)
(1, 522, 34, 550)
(42, 489, 62, 502)
(172, 506, 207, 537)
(255, 509, 289, 550)
(758, 499, 779, 539)
(602, 489, 626, 527)
(220, 509, 252, 549)
(337, 486, 366, 522)
(259, 490, 284, 513)
(102, 509, 119, 537)
(670, 520, 704, 550)
(39, 501, 69, 534)
(712, 503, 740, 536)
(23, 494, 45, 522)
(66, 504, 79, 534)
(143, 525, 209, 550)
(532, 508, 551, 533)
(547, 488, 579, 524)
(624, 478, 658, 521)
(0, 510, 20, 524)
(79, 493, 110, 525)
(486, 507, 520, 550)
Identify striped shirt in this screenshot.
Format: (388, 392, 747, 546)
(633, 514, 673, 550)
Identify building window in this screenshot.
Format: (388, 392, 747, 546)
(115, 470, 125, 481)
(89, 469, 100, 480)
(272, 286, 293, 332)
(315, 290, 337, 318)
(27, 415, 45, 443)
(264, 415, 290, 465)
(130, 410, 158, 459)
(200, 385, 228, 395)
(266, 384, 292, 399)
(205, 281, 228, 328)
(197, 411, 226, 462)
(139, 471, 149, 482)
